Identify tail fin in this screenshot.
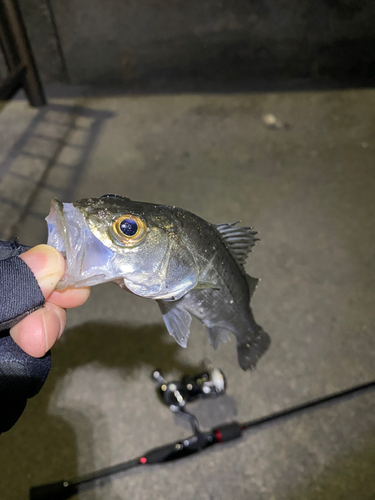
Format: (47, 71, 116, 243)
(236, 324, 270, 371)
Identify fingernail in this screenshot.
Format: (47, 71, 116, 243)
(20, 245, 65, 299)
(57, 312, 65, 339)
(42, 303, 65, 351)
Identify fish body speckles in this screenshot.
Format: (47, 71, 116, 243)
(46, 195, 270, 370)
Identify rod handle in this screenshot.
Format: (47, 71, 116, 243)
(29, 480, 77, 500)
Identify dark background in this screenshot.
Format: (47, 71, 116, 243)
(19, 0, 375, 87)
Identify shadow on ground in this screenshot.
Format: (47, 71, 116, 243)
(51, 321, 194, 375)
(3, 321, 200, 500)
(0, 101, 115, 241)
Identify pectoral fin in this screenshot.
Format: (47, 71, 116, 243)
(157, 299, 192, 348)
(193, 281, 220, 290)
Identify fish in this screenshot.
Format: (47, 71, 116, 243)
(46, 195, 270, 370)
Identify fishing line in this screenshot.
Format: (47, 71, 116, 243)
(29, 368, 375, 500)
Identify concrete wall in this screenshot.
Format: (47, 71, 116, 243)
(20, 0, 375, 85)
(18, 0, 67, 82)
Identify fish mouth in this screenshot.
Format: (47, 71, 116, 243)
(46, 198, 120, 289)
(46, 198, 87, 289)
(46, 198, 70, 259)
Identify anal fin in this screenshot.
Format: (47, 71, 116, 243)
(206, 326, 231, 350)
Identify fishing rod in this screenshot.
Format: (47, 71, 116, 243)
(29, 362, 375, 500)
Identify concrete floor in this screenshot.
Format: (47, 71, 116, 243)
(0, 83, 375, 500)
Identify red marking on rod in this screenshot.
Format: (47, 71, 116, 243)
(140, 457, 147, 464)
(214, 429, 223, 443)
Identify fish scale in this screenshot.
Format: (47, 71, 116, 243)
(174, 219, 269, 369)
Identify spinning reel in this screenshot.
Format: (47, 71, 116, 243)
(152, 360, 226, 434)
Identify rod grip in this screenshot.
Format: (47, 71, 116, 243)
(29, 480, 77, 500)
(213, 422, 242, 442)
(143, 443, 180, 464)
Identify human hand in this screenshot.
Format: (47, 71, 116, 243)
(9, 245, 90, 358)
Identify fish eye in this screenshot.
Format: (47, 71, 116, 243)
(119, 218, 138, 236)
(111, 214, 147, 246)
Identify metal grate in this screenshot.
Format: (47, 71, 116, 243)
(0, 0, 45, 106)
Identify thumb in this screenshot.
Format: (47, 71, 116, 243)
(19, 244, 65, 299)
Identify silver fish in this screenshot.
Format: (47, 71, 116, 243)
(46, 195, 270, 370)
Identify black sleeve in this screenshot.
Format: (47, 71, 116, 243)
(0, 239, 51, 434)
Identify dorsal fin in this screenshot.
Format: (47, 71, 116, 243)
(215, 222, 259, 268)
(246, 274, 259, 298)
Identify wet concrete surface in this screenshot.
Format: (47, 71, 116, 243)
(0, 84, 374, 499)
